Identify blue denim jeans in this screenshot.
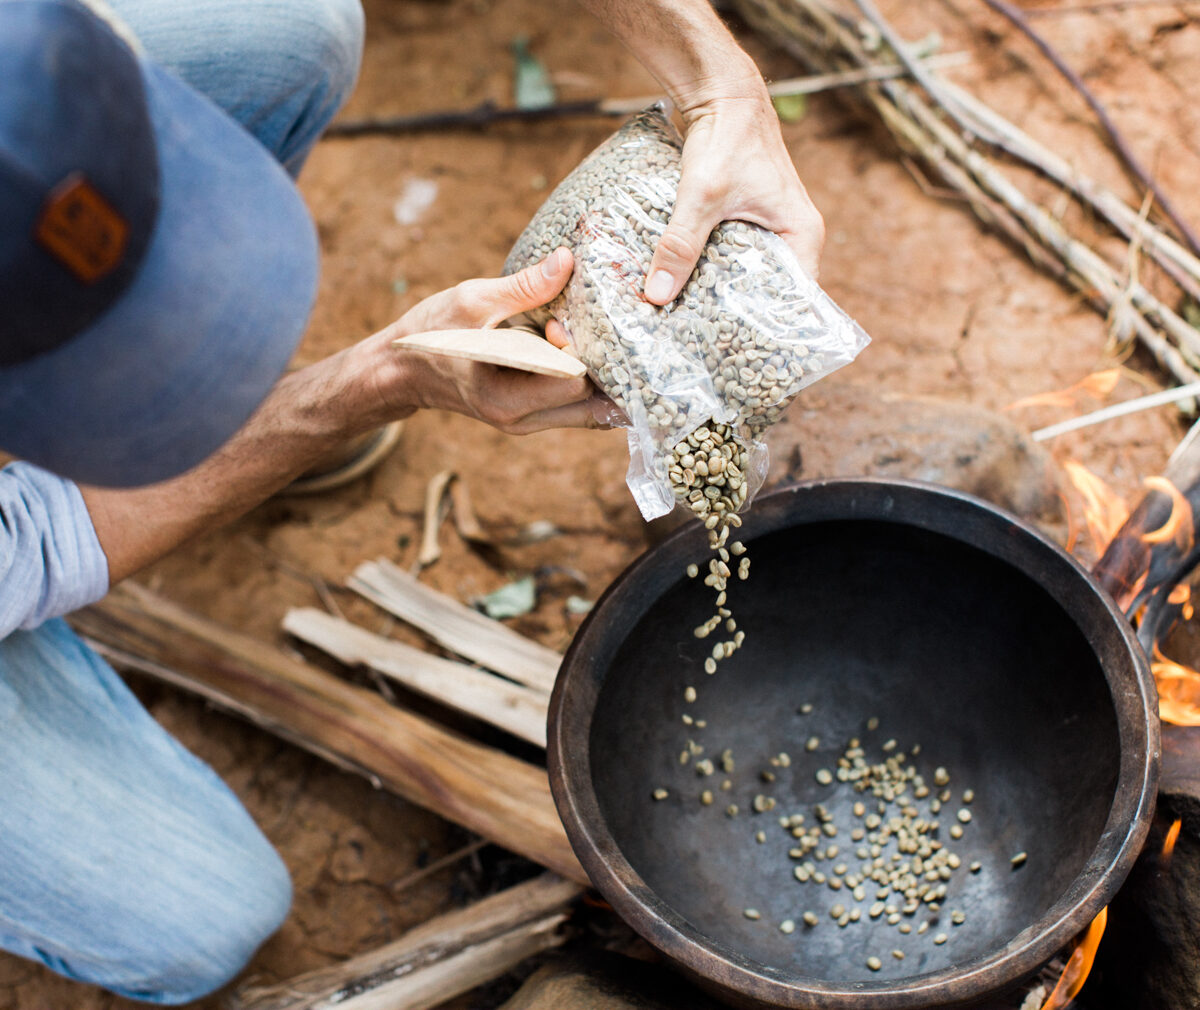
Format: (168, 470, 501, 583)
(0, 620, 292, 1003)
(112, 0, 364, 174)
(0, 0, 363, 1002)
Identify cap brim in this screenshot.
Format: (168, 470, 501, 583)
(0, 61, 318, 487)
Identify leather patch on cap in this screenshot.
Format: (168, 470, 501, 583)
(35, 173, 129, 283)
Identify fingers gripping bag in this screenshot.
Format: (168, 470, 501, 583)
(503, 105, 870, 522)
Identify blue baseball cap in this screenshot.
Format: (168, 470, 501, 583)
(0, 0, 319, 486)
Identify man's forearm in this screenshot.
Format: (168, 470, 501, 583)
(76, 251, 596, 586)
(575, 0, 767, 111)
(79, 342, 401, 585)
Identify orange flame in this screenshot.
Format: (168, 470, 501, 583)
(1163, 817, 1182, 866)
(1038, 907, 1107, 1010)
(1061, 460, 1130, 557)
(1151, 646, 1200, 726)
(1058, 465, 1200, 724)
(1006, 369, 1122, 412)
(1139, 476, 1194, 551)
(1169, 584, 1195, 621)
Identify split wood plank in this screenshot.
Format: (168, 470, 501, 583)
(233, 873, 583, 1010)
(349, 558, 562, 693)
(283, 606, 549, 747)
(392, 328, 586, 378)
(70, 582, 585, 883)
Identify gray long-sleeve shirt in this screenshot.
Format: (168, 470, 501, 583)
(0, 462, 109, 639)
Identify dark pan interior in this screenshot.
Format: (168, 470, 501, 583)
(588, 517, 1121, 985)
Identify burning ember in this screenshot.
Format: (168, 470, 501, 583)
(1150, 647, 1200, 726)
(1014, 374, 1199, 1007)
(1059, 459, 1200, 725)
(1060, 460, 1129, 558)
(1162, 817, 1182, 867)
(1005, 368, 1122, 412)
(1038, 908, 1107, 1010)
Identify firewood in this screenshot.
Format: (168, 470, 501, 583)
(348, 558, 562, 693)
(70, 582, 585, 883)
(282, 606, 549, 747)
(232, 873, 583, 1010)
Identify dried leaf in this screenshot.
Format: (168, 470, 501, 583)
(511, 36, 555, 110)
(506, 519, 562, 545)
(565, 595, 594, 615)
(772, 92, 808, 123)
(393, 178, 439, 226)
(476, 576, 537, 620)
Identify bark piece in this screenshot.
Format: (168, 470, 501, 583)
(283, 606, 549, 747)
(70, 582, 585, 883)
(348, 557, 562, 693)
(233, 873, 582, 1010)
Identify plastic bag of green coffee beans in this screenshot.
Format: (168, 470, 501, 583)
(503, 105, 869, 521)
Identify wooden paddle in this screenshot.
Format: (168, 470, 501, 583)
(392, 327, 586, 379)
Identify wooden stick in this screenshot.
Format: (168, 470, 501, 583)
(940, 81, 1200, 303)
(893, 83, 1200, 364)
(389, 837, 490, 895)
(1027, 0, 1200, 14)
(851, 0, 1003, 146)
(283, 607, 549, 747)
(1032, 381, 1200, 441)
(232, 873, 583, 1010)
(417, 469, 455, 570)
(449, 477, 492, 545)
(70, 583, 585, 883)
(349, 558, 562, 694)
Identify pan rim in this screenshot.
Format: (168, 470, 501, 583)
(549, 477, 1160, 1009)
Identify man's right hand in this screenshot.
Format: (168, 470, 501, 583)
(343, 247, 608, 435)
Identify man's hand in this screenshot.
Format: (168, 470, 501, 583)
(573, 0, 825, 306)
(354, 247, 605, 435)
(644, 93, 825, 305)
(81, 249, 605, 583)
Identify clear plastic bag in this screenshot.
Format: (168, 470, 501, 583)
(504, 105, 869, 521)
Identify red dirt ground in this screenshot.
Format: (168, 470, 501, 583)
(5, 1, 1199, 1007)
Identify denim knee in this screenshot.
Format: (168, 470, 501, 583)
(107, 843, 293, 1005)
(109, 0, 365, 171)
(266, 0, 365, 171)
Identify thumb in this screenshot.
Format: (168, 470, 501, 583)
(644, 192, 721, 306)
(482, 247, 574, 326)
